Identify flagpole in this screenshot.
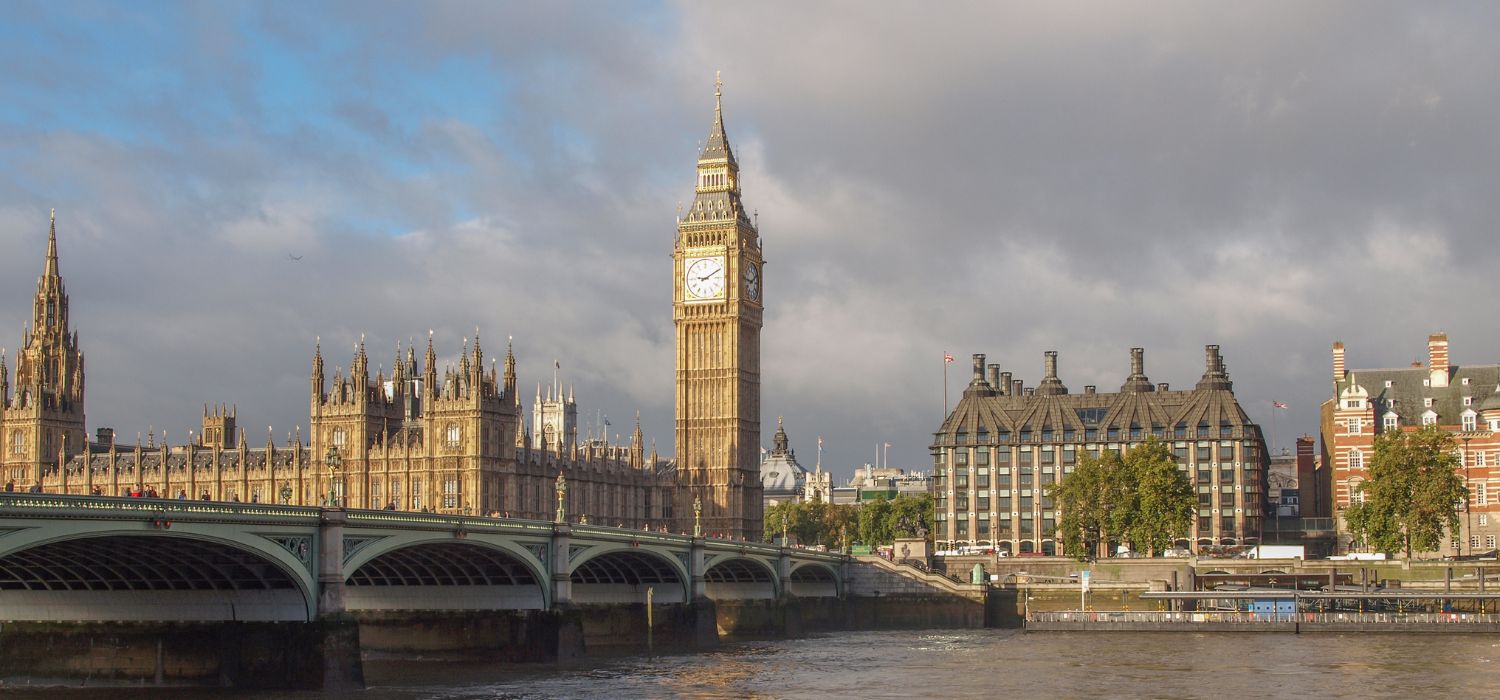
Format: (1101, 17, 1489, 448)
(942, 351, 949, 425)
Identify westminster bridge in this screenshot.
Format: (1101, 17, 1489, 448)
(0, 492, 990, 689)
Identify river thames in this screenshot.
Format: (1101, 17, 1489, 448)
(9, 629, 1500, 699)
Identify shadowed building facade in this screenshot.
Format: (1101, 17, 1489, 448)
(931, 347, 1269, 555)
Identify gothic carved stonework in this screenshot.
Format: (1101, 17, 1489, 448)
(673, 76, 764, 541)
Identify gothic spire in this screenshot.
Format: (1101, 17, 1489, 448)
(45, 208, 60, 280)
(699, 71, 736, 166)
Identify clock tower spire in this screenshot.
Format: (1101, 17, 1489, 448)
(673, 74, 764, 540)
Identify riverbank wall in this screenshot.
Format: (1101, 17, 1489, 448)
(0, 619, 362, 690)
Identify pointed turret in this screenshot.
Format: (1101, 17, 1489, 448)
(503, 336, 518, 404)
(44, 208, 60, 280)
(424, 331, 438, 399)
(311, 337, 325, 404)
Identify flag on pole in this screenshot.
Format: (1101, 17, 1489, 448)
(943, 353, 954, 364)
(817, 435, 823, 447)
(884, 441, 892, 449)
(1273, 401, 1288, 410)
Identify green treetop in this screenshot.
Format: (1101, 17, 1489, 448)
(1345, 426, 1467, 559)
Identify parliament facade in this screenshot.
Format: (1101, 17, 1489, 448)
(932, 347, 1269, 555)
(4, 82, 765, 537)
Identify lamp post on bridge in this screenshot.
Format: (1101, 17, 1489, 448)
(555, 472, 567, 524)
(693, 496, 703, 538)
(279, 481, 292, 506)
(324, 446, 343, 508)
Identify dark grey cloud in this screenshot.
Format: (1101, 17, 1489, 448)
(1, 1, 1497, 478)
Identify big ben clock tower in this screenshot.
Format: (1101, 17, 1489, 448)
(674, 75, 763, 540)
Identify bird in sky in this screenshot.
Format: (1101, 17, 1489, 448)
(287, 254, 303, 261)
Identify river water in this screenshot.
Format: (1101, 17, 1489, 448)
(8, 630, 1500, 699)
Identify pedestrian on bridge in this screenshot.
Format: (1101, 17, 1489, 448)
(4, 479, 14, 492)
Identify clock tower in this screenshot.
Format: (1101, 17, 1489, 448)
(674, 76, 764, 540)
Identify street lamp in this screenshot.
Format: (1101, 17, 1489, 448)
(324, 446, 342, 508)
(279, 481, 292, 506)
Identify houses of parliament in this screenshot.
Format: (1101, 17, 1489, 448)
(2, 83, 766, 539)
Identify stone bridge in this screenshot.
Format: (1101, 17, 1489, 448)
(0, 492, 845, 623)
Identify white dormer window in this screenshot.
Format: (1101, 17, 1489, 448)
(1422, 411, 1438, 426)
(1462, 411, 1477, 432)
(1491, 419, 1500, 432)
(1383, 413, 1399, 431)
(1424, 398, 1434, 407)
(1424, 379, 1431, 387)
(1464, 397, 1473, 406)
(1463, 377, 1471, 385)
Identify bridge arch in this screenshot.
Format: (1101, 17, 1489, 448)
(703, 556, 778, 600)
(344, 539, 547, 611)
(569, 546, 687, 604)
(0, 531, 312, 622)
(787, 561, 840, 598)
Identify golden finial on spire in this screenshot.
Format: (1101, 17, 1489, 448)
(50, 208, 56, 223)
(715, 70, 723, 114)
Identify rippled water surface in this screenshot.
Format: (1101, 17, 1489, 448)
(11, 630, 1500, 699)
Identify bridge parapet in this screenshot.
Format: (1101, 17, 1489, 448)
(0, 492, 321, 524)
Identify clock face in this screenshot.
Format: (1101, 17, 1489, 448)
(685, 257, 726, 299)
(744, 263, 760, 301)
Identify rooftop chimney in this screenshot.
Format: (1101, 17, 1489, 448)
(1084, 385, 1096, 395)
(96, 427, 114, 448)
(1000, 372, 1013, 396)
(1036, 350, 1069, 396)
(1012, 379, 1023, 396)
(1197, 344, 1232, 391)
(988, 364, 1001, 390)
(1332, 341, 1346, 384)
(1023, 387, 1035, 397)
(1121, 347, 1153, 392)
(1428, 332, 1450, 388)
(1157, 382, 1170, 391)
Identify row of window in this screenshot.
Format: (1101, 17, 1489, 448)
(945, 423, 1243, 446)
(1348, 412, 1495, 434)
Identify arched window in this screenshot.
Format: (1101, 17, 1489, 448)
(10, 430, 23, 454)
(1383, 412, 1398, 431)
(332, 428, 346, 448)
(446, 423, 461, 448)
(1348, 478, 1366, 504)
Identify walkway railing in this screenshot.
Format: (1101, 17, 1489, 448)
(0, 492, 321, 522)
(1029, 610, 1500, 624)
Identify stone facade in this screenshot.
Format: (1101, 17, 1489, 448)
(672, 78, 764, 539)
(1323, 333, 1500, 556)
(931, 346, 1269, 555)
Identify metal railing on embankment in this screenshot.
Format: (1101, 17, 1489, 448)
(1028, 610, 1500, 625)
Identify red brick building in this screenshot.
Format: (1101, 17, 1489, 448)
(1322, 333, 1500, 556)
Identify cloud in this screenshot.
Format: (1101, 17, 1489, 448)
(1, 2, 1497, 478)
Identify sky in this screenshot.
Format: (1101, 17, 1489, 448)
(2, 1, 1498, 483)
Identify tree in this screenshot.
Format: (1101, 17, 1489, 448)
(857, 497, 892, 545)
(1119, 438, 1194, 557)
(1050, 449, 1125, 560)
(1050, 437, 1193, 560)
(763, 500, 860, 547)
(1345, 426, 1468, 559)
